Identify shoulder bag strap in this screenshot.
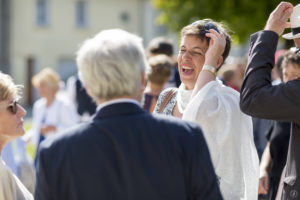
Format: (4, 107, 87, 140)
(158, 88, 177, 113)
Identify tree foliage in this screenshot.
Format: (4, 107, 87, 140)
(152, 0, 299, 44)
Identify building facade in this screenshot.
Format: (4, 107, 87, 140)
(0, 0, 10, 74)
(5, 0, 166, 104)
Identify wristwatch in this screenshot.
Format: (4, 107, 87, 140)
(202, 65, 217, 76)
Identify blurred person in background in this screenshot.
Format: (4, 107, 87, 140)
(28, 68, 78, 167)
(259, 51, 300, 200)
(142, 54, 172, 113)
(66, 74, 97, 122)
(221, 69, 240, 91)
(0, 72, 33, 200)
(217, 57, 247, 92)
(154, 18, 258, 199)
(147, 36, 181, 88)
(217, 63, 241, 92)
(271, 49, 287, 85)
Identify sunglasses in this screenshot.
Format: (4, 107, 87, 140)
(7, 100, 18, 114)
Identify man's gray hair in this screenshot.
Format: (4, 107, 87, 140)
(76, 29, 147, 102)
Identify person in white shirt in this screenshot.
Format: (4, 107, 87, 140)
(0, 72, 33, 200)
(29, 68, 79, 166)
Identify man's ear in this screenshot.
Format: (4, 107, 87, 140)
(135, 71, 146, 102)
(141, 71, 146, 88)
(217, 56, 224, 69)
(85, 86, 91, 97)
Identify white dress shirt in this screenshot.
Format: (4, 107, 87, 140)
(96, 98, 141, 112)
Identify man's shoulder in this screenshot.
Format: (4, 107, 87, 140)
(152, 113, 203, 136)
(39, 122, 93, 155)
(39, 113, 204, 154)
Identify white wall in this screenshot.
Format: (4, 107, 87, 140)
(10, 0, 170, 104)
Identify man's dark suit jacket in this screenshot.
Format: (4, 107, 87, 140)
(34, 102, 222, 200)
(240, 30, 300, 200)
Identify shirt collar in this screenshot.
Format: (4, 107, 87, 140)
(96, 98, 141, 112)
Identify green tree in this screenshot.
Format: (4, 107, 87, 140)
(152, 0, 299, 44)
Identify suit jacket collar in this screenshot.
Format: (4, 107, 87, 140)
(93, 102, 145, 120)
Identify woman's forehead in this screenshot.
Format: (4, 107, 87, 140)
(180, 35, 208, 49)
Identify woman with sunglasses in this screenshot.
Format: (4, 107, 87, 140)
(0, 72, 33, 199)
(154, 19, 259, 199)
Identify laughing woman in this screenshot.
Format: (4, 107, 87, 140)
(154, 19, 259, 200)
(0, 72, 33, 200)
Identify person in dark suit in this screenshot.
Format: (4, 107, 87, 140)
(34, 29, 222, 200)
(240, 2, 300, 200)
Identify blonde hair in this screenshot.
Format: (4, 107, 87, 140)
(0, 72, 22, 101)
(32, 68, 60, 89)
(181, 19, 231, 62)
(147, 54, 172, 85)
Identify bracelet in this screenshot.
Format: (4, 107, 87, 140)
(202, 65, 217, 76)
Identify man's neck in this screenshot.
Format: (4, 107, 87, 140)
(96, 97, 141, 112)
(98, 95, 139, 105)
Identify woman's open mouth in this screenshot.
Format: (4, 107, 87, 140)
(181, 66, 194, 75)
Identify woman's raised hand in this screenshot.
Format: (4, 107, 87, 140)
(204, 29, 226, 69)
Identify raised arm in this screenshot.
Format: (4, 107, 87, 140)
(239, 2, 300, 123)
(191, 29, 226, 99)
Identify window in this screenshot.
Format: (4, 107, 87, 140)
(36, 0, 49, 26)
(57, 58, 77, 82)
(76, 1, 88, 28)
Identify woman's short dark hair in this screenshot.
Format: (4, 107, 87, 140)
(147, 37, 174, 57)
(181, 19, 231, 64)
